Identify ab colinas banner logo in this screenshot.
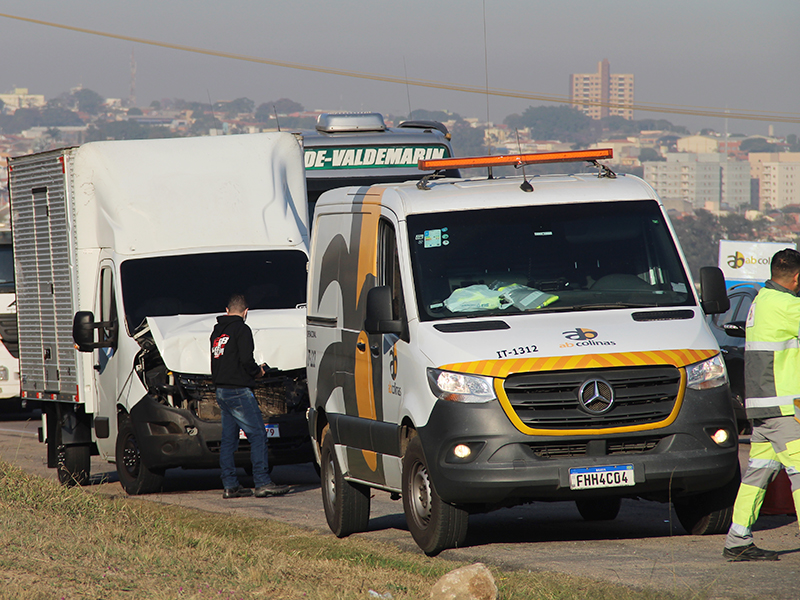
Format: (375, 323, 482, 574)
(727, 251, 769, 270)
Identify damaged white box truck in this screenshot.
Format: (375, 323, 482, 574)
(7, 132, 311, 493)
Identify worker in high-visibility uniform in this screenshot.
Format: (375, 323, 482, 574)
(723, 248, 800, 561)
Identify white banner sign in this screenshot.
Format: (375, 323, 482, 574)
(719, 240, 796, 283)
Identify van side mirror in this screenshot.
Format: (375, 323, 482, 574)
(699, 266, 729, 315)
(72, 311, 119, 352)
(365, 286, 403, 335)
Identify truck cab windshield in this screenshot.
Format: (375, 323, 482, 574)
(408, 200, 692, 321)
(120, 250, 307, 331)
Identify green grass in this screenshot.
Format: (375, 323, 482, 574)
(0, 461, 688, 599)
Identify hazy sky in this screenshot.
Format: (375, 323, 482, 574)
(1, 1, 798, 136)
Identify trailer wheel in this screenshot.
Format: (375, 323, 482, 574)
(116, 413, 164, 495)
(56, 444, 90, 487)
(674, 466, 740, 535)
(320, 427, 370, 537)
(402, 435, 468, 556)
(576, 497, 621, 521)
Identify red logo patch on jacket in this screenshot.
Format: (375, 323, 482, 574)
(211, 334, 230, 359)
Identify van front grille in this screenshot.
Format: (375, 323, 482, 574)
(504, 366, 680, 430)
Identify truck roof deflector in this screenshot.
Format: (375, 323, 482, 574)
(416, 148, 616, 190)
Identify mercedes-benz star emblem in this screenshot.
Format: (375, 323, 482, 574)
(578, 379, 614, 414)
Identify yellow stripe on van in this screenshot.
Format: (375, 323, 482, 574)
(353, 186, 385, 472)
(439, 349, 716, 436)
(439, 348, 718, 377)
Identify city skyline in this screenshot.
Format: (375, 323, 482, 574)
(1, 1, 798, 137)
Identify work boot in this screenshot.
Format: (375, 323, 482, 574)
(222, 485, 253, 499)
(723, 544, 779, 562)
(254, 482, 290, 497)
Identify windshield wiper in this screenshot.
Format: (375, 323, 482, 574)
(535, 302, 658, 313)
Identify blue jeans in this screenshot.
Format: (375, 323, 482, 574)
(216, 387, 272, 489)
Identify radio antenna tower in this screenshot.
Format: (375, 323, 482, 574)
(129, 49, 137, 107)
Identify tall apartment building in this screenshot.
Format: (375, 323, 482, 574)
(644, 153, 750, 211)
(569, 59, 634, 120)
(760, 162, 800, 210)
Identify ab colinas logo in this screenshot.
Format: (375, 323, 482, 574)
(560, 328, 616, 348)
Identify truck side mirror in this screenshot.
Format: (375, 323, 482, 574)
(699, 266, 730, 315)
(365, 286, 403, 335)
(73, 311, 118, 352)
(73, 311, 97, 352)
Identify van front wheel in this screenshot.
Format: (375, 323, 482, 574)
(402, 435, 468, 556)
(320, 428, 370, 537)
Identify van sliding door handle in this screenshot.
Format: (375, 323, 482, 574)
(356, 342, 366, 351)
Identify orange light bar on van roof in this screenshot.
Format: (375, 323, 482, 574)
(417, 148, 613, 171)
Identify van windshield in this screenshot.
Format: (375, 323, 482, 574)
(120, 250, 308, 331)
(407, 200, 693, 322)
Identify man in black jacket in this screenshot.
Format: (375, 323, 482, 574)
(211, 293, 289, 498)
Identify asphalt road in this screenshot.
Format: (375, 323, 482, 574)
(1, 406, 799, 600)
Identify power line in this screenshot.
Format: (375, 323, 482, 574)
(2, 12, 799, 125)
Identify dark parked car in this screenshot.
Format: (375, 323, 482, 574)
(708, 283, 761, 433)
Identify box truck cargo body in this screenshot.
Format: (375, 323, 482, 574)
(8, 133, 310, 493)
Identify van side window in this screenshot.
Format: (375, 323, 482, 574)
(379, 221, 408, 339)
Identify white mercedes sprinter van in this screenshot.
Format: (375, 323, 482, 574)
(306, 149, 738, 555)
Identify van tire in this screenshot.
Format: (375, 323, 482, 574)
(402, 435, 468, 556)
(320, 428, 370, 537)
(116, 413, 165, 495)
(57, 444, 91, 487)
(673, 466, 740, 535)
(576, 497, 621, 521)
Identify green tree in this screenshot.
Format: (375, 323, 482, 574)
(216, 97, 254, 117)
(73, 89, 105, 115)
(272, 98, 303, 115)
(408, 109, 462, 123)
(638, 148, 664, 162)
(504, 106, 596, 143)
(670, 209, 720, 280)
(740, 138, 781, 153)
(45, 127, 61, 141)
(127, 107, 143, 116)
(150, 100, 162, 111)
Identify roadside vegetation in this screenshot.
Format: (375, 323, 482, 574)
(0, 460, 686, 600)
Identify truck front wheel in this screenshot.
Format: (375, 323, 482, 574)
(115, 413, 165, 495)
(56, 444, 90, 487)
(402, 435, 468, 556)
(320, 426, 370, 537)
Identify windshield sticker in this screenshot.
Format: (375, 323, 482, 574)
(417, 228, 450, 248)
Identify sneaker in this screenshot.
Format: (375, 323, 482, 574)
(254, 482, 290, 497)
(723, 544, 779, 562)
(222, 485, 253, 499)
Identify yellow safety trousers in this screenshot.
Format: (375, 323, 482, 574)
(731, 440, 800, 533)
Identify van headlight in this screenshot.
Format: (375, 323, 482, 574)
(686, 354, 728, 390)
(427, 368, 496, 403)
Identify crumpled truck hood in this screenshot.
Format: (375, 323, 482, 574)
(146, 308, 306, 375)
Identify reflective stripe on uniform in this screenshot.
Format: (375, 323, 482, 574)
(746, 395, 800, 409)
(746, 339, 800, 352)
(729, 522, 751, 538)
(747, 457, 783, 472)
